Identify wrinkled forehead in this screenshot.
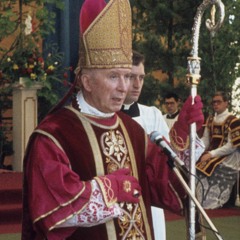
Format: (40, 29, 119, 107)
(82, 67, 131, 76)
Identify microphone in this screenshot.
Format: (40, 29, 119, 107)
(150, 131, 185, 167)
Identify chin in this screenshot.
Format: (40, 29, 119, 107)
(115, 107, 122, 112)
(112, 105, 122, 112)
(132, 96, 139, 102)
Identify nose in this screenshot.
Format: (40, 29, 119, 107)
(118, 76, 130, 92)
(133, 76, 142, 88)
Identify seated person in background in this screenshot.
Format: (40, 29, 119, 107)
(163, 92, 181, 129)
(196, 91, 240, 209)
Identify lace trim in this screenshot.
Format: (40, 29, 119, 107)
(56, 180, 122, 228)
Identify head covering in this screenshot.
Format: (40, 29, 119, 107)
(76, 0, 132, 72)
(50, 0, 132, 114)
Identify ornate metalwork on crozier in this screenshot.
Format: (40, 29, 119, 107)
(187, 1, 225, 239)
(187, 0, 225, 86)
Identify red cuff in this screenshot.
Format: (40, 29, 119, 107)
(94, 176, 117, 207)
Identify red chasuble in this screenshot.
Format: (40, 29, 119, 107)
(22, 106, 185, 240)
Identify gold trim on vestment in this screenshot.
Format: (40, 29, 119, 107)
(49, 200, 89, 231)
(66, 106, 152, 239)
(119, 118, 152, 240)
(32, 130, 87, 225)
(144, 134, 148, 159)
(94, 176, 118, 207)
(170, 128, 190, 151)
(196, 156, 227, 176)
(196, 114, 240, 176)
(34, 182, 86, 224)
(230, 118, 240, 147)
(33, 129, 65, 154)
(50, 181, 97, 230)
(65, 105, 119, 130)
(69, 106, 117, 239)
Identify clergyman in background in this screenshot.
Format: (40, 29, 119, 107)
(121, 50, 169, 240)
(196, 91, 240, 209)
(121, 50, 205, 239)
(163, 92, 181, 129)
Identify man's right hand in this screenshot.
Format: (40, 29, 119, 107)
(95, 168, 142, 206)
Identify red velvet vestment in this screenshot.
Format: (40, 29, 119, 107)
(22, 106, 185, 240)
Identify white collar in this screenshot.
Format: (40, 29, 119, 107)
(122, 102, 135, 110)
(215, 109, 229, 118)
(76, 91, 114, 118)
(214, 109, 231, 122)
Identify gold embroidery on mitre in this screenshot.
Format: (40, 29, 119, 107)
(82, 0, 132, 69)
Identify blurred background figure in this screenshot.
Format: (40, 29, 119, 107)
(122, 50, 169, 139)
(163, 92, 181, 129)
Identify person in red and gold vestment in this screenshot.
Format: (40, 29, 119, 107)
(196, 91, 240, 209)
(21, 0, 204, 239)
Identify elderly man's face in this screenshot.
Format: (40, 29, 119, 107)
(81, 68, 131, 113)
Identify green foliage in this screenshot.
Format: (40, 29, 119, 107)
(138, 74, 190, 112)
(0, 0, 66, 88)
(0, 10, 16, 41)
(131, 0, 200, 79)
(198, 0, 240, 109)
(0, 0, 67, 166)
(138, 75, 162, 106)
(2, 41, 68, 94)
(0, 0, 69, 118)
(131, 0, 240, 115)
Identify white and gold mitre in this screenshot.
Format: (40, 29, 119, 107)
(78, 0, 132, 69)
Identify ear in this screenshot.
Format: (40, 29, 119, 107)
(81, 73, 93, 92)
(74, 74, 82, 88)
